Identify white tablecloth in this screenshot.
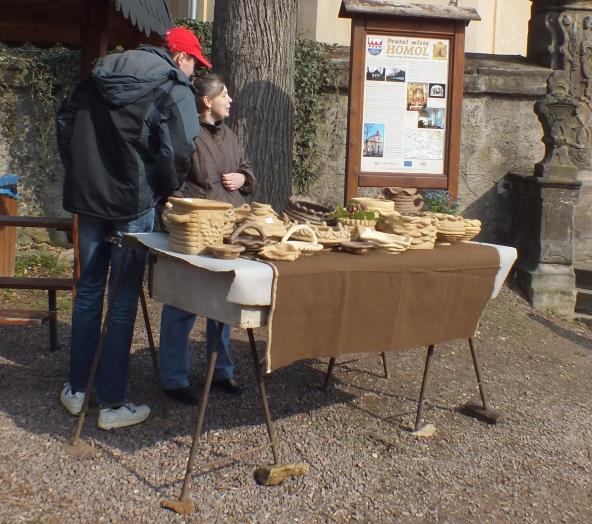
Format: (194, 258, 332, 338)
(130, 232, 273, 306)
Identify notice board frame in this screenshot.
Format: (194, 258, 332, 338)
(340, 2, 480, 202)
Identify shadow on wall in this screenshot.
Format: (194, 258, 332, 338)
(461, 174, 515, 245)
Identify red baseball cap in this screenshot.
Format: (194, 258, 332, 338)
(165, 27, 212, 69)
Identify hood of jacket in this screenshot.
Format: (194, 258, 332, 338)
(91, 45, 192, 107)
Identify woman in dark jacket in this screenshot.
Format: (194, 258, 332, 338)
(159, 74, 256, 404)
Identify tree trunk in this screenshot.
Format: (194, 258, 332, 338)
(213, 0, 297, 210)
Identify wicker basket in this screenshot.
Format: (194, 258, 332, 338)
(280, 224, 324, 254)
(229, 222, 273, 254)
(290, 222, 350, 246)
(436, 231, 466, 244)
(284, 197, 335, 225)
(337, 217, 377, 228)
(164, 198, 232, 255)
(238, 201, 287, 239)
(460, 218, 481, 241)
(377, 213, 437, 249)
(348, 197, 395, 216)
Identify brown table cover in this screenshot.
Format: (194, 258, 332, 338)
(264, 242, 499, 372)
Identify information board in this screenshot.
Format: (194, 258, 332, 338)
(361, 35, 450, 175)
(339, 0, 480, 201)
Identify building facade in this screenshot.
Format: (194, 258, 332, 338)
(172, 0, 531, 56)
(169, 0, 214, 21)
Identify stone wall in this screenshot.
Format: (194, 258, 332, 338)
(0, 53, 69, 246)
(460, 54, 551, 243)
(0, 94, 64, 218)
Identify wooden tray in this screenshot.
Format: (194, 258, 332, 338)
(340, 241, 375, 255)
(208, 244, 245, 260)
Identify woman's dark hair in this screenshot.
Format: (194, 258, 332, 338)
(193, 73, 225, 113)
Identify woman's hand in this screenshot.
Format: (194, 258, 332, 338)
(221, 172, 246, 192)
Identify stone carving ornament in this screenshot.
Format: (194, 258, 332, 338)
(556, 11, 592, 98)
(559, 13, 578, 91)
(535, 4, 592, 94)
(534, 5, 592, 168)
(534, 70, 588, 175)
(544, 12, 559, 70)
(581, 15, 592, 97)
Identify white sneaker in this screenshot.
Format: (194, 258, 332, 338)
(97, 403, 150, 430)
(60, 383, 85, 416)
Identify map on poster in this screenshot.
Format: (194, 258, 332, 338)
(404, 130, 444, 160)
(361, 34, 450, 174)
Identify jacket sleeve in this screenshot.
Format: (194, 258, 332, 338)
(154, 84, 199, 198)
(235, 135, 256, 196)
(56, 80, 90, 170)
(175, 147, 208, 199)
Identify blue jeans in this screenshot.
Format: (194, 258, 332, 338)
(159, 304, 234, 389)
(69, 210, 155, 407)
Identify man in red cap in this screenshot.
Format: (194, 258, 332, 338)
(165, 26, 213, 76)
(57, 27, 211, 430)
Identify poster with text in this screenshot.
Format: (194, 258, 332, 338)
(361, 35, 450, 174)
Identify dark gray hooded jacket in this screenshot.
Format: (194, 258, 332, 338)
(58, 45, 199, 221)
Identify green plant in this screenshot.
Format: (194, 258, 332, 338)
(332, 204, 378, 221)
(0, 289, 15, 301)
(15, 251, 65, 277)
(421, 190, 461, 215)
(293, 38, 331, 193)
(56, 293, 73, 312)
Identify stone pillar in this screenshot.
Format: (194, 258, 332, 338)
(528, 0, 592, 265)
(510, 71, 582, 315)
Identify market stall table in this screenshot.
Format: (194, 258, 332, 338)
(67, 232, 516, 513)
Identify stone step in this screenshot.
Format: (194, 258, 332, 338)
(575, 287, 592, 315)
(575, 266, 592, 290)
(573, 311, 592, 326)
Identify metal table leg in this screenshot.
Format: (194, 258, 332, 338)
(323, 351, 389, 390)
(381, 351, 389, 379)
(414, 344, 435, 431)
(323, 357, 336, 390)
(460, 338, 505, 424)
(134, 250, 168, 419)
(247, 328, 280, 464)
(162, 326, 281, 514)
(161, 324, 221, 515)
(63, 248, 130, 458)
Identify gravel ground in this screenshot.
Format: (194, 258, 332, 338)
(1, 284, 591, 523)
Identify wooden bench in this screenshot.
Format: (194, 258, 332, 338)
(0, 216, 77, 352)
